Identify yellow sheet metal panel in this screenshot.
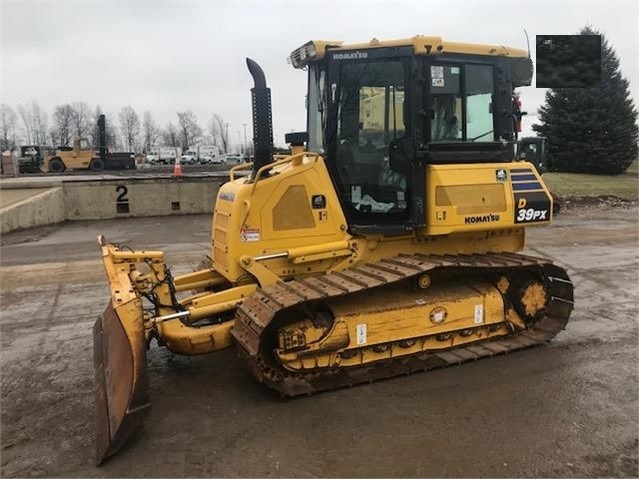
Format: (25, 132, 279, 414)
(273, 185, 315, 230)
(435, 183, 507, 214)
(214, 228, 227, 246)
(275, 280, 507, 371)
(436, 40, 526, 57)
(303, 36, 527, 60)
(212, 156, 350, 283)
(213, 246, 227, 270)
(426, 162, 552, 235)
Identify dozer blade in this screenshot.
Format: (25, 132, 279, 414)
(93, 300, 150, 465)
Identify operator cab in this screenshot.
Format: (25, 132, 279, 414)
(292, 37, 533, 234)
(73, 137, 92, 151)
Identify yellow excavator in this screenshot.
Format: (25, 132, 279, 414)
(94, 36, 574, 463)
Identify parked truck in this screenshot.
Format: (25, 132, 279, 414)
(181, 145, 220, 164)
(39, 115, 136, 173)
(148, 147, 181, 165)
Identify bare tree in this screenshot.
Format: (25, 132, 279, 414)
(52, 104, 74, 146)
(17, 103, 33, 144)
(49, 127, 60, 148)
(17, 102, 49, 146)
(69, 102, 91, 138)
(206, 117, 218, 147)
(118, 106, 140, 152)
(176, 111, 202, 151)
(142, 111, 159, 153)
(105, 113, 120, 150)
(0, 104, 18, 152)
(162, 122, 180, 147)
(31, 102, 48, 146)
(208, 113, 229, 153)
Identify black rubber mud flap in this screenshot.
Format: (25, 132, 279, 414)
(93, 301, 151, 465)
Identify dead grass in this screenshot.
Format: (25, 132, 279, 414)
(543, 160, 638, 201)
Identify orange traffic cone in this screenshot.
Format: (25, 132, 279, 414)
(172, 158, 182, 177)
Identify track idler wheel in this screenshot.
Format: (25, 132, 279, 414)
(508, 276, 548, 322)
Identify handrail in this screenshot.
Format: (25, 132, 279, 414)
(229, 151, 321, 182)
(250, 152, 319, 195)
(229, 162, 253, 181)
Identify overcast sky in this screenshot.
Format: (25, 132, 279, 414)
(2, 1, 638, 150)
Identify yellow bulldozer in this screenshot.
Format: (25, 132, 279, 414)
(94, 36, 574, 463)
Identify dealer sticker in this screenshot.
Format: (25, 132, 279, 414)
(356, 324, 367, 345)
(240, 228, 260, 242)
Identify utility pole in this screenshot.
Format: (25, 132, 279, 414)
(237, 131, 242, 155)
(225, 123, 229, 153)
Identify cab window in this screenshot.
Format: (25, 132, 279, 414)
(430, 65, 462, 141)
(466, 64, 495, 142)
(430, 63, 495, 142)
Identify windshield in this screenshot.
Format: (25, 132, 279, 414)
(430, 63, 495, 142)
(307, 64, 326, 153)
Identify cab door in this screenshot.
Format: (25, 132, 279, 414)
(326, 54, 417, 235)
(78, 137, 94, 166)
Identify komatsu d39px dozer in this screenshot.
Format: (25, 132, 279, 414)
(94, 36, 574, 463)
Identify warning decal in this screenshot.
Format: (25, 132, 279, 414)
(240, 229, 260, 242)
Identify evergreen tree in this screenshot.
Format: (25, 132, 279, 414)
(533, 26, 638, 174)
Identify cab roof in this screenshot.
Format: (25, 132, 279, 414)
(290, 36, 528, 69)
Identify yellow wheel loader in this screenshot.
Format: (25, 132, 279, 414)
(93, 36, 574, 463)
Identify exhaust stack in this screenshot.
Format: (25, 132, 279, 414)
(98, 114, 107, 162)
(246, 58, 273, 180)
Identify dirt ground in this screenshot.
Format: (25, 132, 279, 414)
(1, 204, 637, 478)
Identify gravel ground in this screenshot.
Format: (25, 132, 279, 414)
(1, 204, 637, 478)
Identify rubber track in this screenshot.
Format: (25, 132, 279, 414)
(231, 253, 574, 396)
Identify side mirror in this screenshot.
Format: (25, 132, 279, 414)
(284, 131, 308, 146)
(511, 57, 534, 87)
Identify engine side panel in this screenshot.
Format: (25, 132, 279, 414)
(212, 156, 350, 283)
(425, 161, 553, 235)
